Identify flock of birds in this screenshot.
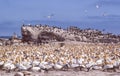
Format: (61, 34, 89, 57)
(0, 43, 120, 73)
(45, 4, 107, 19)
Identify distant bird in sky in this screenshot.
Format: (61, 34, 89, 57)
(84, 10, 88, 16)
(84, 10, 88, 13)
(44, 13, 55, 19)
(96, 5, 100, 9)
(102, 12, 108, 17)
(28, 24, 31, 25)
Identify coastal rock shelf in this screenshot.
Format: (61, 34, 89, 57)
(0, 43, 120, 73)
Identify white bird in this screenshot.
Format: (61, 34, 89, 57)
(112, 60, 120, 69)
(92, 65, 102, 70)
(47, 16, 51, 19)
(32, 60, 40, 66)
(28, 24, 31, 25)
(96, 59, 104, 65)
(85, 61, 96, 72)
(70, 63, 79, 68)
(71, 58, 77, 64)
(102, 12, 107, 17)
(31, 66, 41, 72)
(39, 63, 46, 69)
(96, 5, 99, 9)
(78, 58, 84, 64)
(21, 61, 32, 70)
(86, 63, 93, 68)
(0, 61, 4, 66)
(103, 64, 113, 69)
(3, 62, 16, 71)
(16, 63, 29, 71)
(39, 61, 54, 72)
(54, 63, 63, 70)
(44, 13, 55, 19)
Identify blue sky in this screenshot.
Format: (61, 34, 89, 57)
(0, 0, 120, 36)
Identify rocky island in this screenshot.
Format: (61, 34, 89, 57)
(21, 24, 120, 44)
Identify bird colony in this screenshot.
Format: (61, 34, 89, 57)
(0, 42, 120, 73)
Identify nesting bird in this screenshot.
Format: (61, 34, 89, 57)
(0, 43, 120, 73)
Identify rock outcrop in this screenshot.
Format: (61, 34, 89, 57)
(21, 24, 120, 44)
(21, 25, 65, 44)
(0, 34, 22, 46)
